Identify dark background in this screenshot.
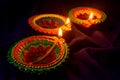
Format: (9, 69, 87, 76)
(1, 0, 120, 80)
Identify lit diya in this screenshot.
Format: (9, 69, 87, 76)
(7, 35, 69, 74)
(28, 14, 71, 35)
(68, 7, 107, 28)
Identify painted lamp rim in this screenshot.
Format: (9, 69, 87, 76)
(28, 14, 71, 35)
(68, 7, 107, 28)
(7, 35, 69, 74)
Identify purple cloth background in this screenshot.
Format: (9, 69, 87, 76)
(0, 0, 120, 80)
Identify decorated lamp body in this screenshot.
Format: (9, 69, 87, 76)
(28, 14, 71, 35)
(68, 7, 107, 28)
(7, 35, 69, 74)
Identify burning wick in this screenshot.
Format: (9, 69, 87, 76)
(66, 18, 70, 24)
(88, 12, 94, 23)
(64, 18, 71, 28)
(58, 28, 63, 37)
(88, 12, 93, 20)
(84, 12, 94, 28)
(32, 28, 63, 64)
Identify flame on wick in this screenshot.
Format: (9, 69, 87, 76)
(66, 18, 70, 24)
(89, 12, 93, 20)
(58, 28, 62, 37)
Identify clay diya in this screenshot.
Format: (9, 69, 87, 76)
(7, 35, 69, 74)
(68, 7, 107, 28)
(28, 14, 71, 35)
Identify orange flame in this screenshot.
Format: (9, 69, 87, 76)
(58, 28, 62, 37)
(89, 13, 93, 20)
(66, 18, 70, 24)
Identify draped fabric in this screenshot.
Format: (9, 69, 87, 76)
(1, 0, 120, 80)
